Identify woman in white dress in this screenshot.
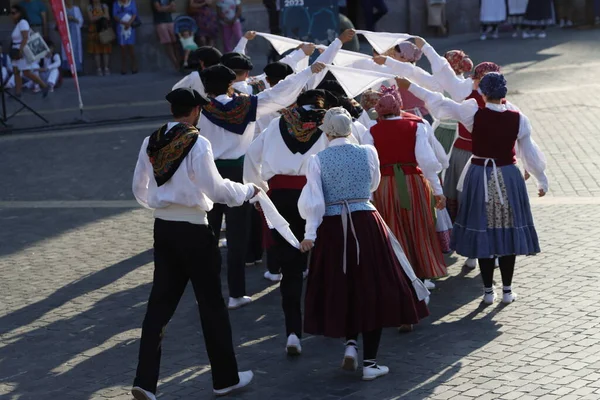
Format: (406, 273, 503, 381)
(9, 5, 49, 97)
(480, 0, 507, 40)
(507, 0, 529, 38)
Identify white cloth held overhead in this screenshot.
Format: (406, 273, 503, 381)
(255, 32, 304, 55)
(355, 30, 412, 54)
(330, 49, 372, 67)
(250, 191, 301, 249)
(326, 65, 396, 98)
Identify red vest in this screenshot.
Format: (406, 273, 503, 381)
(370, 116, 422, 176)
(471, 108, 520, 167)
(399, 87, 429, 117)
(454, 90, 485, 152)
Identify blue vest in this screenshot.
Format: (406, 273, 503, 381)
(317, 143, 376, 216)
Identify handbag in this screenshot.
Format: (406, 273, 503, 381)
(9, 47, 22, 60)
(131, 18, 142, 28)
(23, 31, 49, 64)
(98, 28, 116, 44)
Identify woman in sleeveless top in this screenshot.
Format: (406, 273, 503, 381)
(364, 86, 448, 287)
(87, 0, 112, 76)
(403, 73, 548, 306)
(298, 107, 429, 382)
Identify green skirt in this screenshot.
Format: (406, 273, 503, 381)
(434, 125, 456, 155)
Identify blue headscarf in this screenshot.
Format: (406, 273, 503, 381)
(479, 72, 508, 100)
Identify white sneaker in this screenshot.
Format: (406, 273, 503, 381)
(480, 33, 487, 41)
(213, 371, 254, 396)
(362, 363, 389, 381)
(228, 296, 252, 310)
(522, 31, 533, 39)
(491, 31, 499, 39)
(595, 16, 600, 25)
(566, 20, 573, 27)
(483, 290, 497, 305)
(264, 271, 282, 282)
(286, 334, 302, 355)
(464, 258, 477, 270)
(424, 279, 436, 290)
(342, 345, 358, 371)
(131, 387, 156, 400)
(502, 291, 518, 304)
(537, 31, 547, 39)
(512, 31, 519, 38)
(559, 19, 566, 28)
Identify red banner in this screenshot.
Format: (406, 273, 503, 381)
(49, 0, 83, 110)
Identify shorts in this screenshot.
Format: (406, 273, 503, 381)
(155, 23, 176, 44)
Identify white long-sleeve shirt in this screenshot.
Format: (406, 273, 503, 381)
(132, 122, 255, 225)
(421, 43, 474, 102)
(408, 83, 549, 192)
(361, 116, 444, 195)
(298, 137, 381, 241)
(199, 67, 314, 160)
(243, 116, 329, 192)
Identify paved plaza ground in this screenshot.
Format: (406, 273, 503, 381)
(2, 28, 600, 399)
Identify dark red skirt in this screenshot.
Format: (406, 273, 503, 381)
(304, 210, 430, 338)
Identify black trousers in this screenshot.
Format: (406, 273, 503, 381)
(134, 219, 239, 393)
(246, 208, 264, 263)
(207, 164, 250, 299)
(269, 189, 307, 338)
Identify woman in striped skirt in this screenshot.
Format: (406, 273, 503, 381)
(364, 86, 448, 289)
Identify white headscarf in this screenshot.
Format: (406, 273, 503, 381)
(319, 107, 353, 138)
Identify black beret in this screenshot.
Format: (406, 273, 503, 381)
(221, 52, 254, 71)
(190, 46, 222, 67)
(200, 65, 237, 85)
(264, 61, 294, 80)
(166, 88, 209, 107)
(316, 79, 345, 98)
(297, 89, 339, 109)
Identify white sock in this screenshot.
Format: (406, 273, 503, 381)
(503, 286, 512, 294)
(484, 286, 494, 294)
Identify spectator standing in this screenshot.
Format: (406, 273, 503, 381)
(87, 0, 112, 76)
(9, 5, 49, 97)
(480, 0, 506, 40)
(18, 0, 48, 39)
(596, 0, 600, 25)
(262, 0, 281, 62)
(507, 0, 529, 38)
(152, 0, 179, 71)
(113, 0, 139, 74)
(361, 0, 388, 31)
(217, 0, 242, 53)
(426, 0, 447, 37)
(188, 0, 219, 47)
(62, 0, 83, 74)
(523, 0, 554, 38)
(554, 0, 574, 27)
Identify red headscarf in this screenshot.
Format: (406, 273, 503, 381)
(473, 62, 501, 80)
(375, 85, 403, 117)
(444, 50, 473, 75)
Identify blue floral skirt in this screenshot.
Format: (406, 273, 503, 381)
(451, 163, 540, 259)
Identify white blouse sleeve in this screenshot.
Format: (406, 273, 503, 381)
(409, 83, 477, 131)
(415, 123, 444, 195)
(384, 57, 443, 93)
(191, 139, 254, 206)
(279, 48, 307, 72)
(132, 137, 152, 209)
(298, 155, 325, 241)
(364, 144, 382, 192)
(256, 67, 312, 118)
(423, 118, 450, 169)
(307, 38, 343, 90)
(242, 130, 269, 192)
(516, 114, 549, 192)
(422, 43, 473, 101)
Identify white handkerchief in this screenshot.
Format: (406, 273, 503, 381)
(331, 49, 372, 67)
(256, 32, 304, 55)
(355, 30, 413, 54)
(250, 191, 301, 249)
(326, 65, 396, 98)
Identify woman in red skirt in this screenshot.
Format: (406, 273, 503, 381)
(298, 107, 430, 381)
(363, 85, 448, 289)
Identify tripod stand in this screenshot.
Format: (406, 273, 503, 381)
(1, 73, 49, 129)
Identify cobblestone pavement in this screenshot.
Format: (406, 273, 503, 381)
(2, 28, 600, 399)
